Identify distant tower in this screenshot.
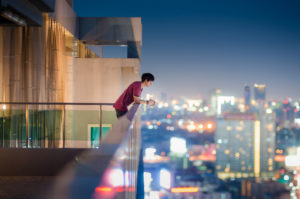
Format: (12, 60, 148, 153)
(254, 84, 266, 101)
(210, 89, 221, 115)
(244, 85, 251, 110)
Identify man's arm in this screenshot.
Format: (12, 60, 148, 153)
(133, 96, 155, 106)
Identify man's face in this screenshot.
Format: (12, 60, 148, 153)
(145, 80, 153, 87)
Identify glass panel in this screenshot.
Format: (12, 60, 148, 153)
(28, 104, 64, 148)
(0, 104, 26, 148)
(65, 105, 100, 148)
(0, 103, 116, 149)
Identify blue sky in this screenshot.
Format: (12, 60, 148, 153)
(74, 0, 300, 100)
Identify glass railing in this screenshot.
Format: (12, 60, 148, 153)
(0, 102, 115, 148)
(47, 104, 142, 199)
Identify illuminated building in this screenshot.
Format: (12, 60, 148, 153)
(244, 85, 251, 110)
(259, 111, 276, 177)
(254, 84, 266, 101)
(210, 88, 221, 115)
(215, 112, 275, 179)
(210, 89, 235, 116)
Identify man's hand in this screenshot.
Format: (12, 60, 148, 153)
(148, 99, 156, 106)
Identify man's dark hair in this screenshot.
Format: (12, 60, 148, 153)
(141, 73, 155, 82)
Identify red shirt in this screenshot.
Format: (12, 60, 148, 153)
(113, 81, 142, 112)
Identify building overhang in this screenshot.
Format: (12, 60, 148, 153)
(78, 17, 142, 46)
(0, 0, 55, 26)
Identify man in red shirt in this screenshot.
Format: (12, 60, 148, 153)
(113, 73, 156, 118)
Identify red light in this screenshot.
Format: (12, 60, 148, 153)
(283, 109, 287, 112)
(295, 109, 298, 113)
(167, 114, 171, 119)
(274, 155, 285, 162)
(95, 186, 113, 193)
(115, 187, 125, 192)
(283, 100, 288, 104)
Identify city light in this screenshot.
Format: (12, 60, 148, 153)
(107, 168, 124, 187)
(2, 104, 6, 110)
(254, 121, 261, 177)
(160, 169, 171, 189)
(286, 155, 300, 167)
(187, 123, 196, 132)
(171, 187, 199, 193)
(216, 96, 235, 115)
(145, 147, 157, 161)
(140, 87, 300, 196)
(170, 137, 187, 155)
(207, 123, 212, 129)
(144, 172, 152, 192)
(266, 108, 272, 114)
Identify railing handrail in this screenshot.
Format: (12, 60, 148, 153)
(0, 102, 114, 106)
(46, 104, 141, 199)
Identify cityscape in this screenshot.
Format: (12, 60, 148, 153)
(141, 84, 300, 199)
(0, 0, 300, 199)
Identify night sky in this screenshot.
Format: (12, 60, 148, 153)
(74, 0, 300, 100)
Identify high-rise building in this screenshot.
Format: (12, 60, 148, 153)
(254, 84, 266, 101)
(215, 112, 275, 179)
(244, 85, 251, 110)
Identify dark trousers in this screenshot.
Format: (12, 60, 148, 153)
(115, 109, 127, 118)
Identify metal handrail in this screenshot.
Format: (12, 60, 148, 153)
(0, 102, 114, 148)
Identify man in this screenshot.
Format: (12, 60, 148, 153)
(113, 73, 156, 118)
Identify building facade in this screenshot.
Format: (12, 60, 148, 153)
(216, 112, 275, 179)
(0, 0, 142, 148)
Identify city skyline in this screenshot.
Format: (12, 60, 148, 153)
(74, 0, 300, 100)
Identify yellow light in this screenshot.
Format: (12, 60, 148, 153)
(236, 126, 243, 131)
(187, 124, 196, 132)
(171, 187, 199, 193)
(266, 108, 272, 114)
(254, 120, 260, 177)
(95, 186, 113, 193)
(172, 100, 178, 104)
(226, 126, 232, 131)
(207, 123, 212, 129)
(224, 167, 230, 173)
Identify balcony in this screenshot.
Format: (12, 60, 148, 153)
(0, 102, 142, 199)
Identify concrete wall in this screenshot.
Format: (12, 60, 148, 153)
(73, 58, 140, 103)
